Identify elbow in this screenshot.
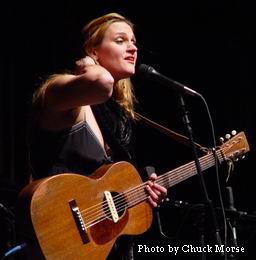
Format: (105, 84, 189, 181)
(95, 71, 114, 101)
(77, 66, 115, 104)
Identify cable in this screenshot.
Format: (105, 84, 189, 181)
(199, 94, 228, 260)
(0, 203, 15, 219)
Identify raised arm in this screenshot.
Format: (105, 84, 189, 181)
(42, 57, 114, 112)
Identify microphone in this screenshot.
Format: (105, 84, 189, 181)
(137, 64, 201, 97)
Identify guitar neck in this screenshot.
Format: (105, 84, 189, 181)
(156, 149, 223, 189)
(124, 150, 223, 208)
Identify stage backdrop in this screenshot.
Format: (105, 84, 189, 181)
(1, 1, 255, 259)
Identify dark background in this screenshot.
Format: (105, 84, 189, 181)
(1, 0, 255, 259)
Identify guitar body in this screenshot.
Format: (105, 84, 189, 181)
(16, 161, 152, 260)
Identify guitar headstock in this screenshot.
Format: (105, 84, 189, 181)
(220, 131, 250, 162)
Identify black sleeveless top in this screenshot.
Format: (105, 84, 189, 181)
(29, 98, 134, 179)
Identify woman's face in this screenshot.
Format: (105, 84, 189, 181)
(94, 21, 137, 81)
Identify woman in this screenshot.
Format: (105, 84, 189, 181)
(30, 12, 167, 259)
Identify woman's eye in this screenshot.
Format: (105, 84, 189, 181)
(115, 38, 124, 44)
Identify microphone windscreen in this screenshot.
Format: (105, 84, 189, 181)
(136, 64, 155, 78)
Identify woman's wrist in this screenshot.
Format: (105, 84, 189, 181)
(75, 56, 96, 74)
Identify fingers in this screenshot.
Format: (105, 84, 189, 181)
(83, 56, 97, 65)
(146, 184, 165, 208)
(147, 194, 158, 208)
(149, 173, 157, 181)
(75, 56, 96, 75)
(146, 174, 167, 208)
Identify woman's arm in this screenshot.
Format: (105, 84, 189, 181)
(43, 57, 114, 112)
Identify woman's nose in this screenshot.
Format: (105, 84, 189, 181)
(127, 42, 137, 53)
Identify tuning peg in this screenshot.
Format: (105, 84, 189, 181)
(225, 133, 231, 139)
(219, 137, 224, 143)
(231, 130, 237, 136)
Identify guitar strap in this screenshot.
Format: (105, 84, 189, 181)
(135, 112, 205, 151)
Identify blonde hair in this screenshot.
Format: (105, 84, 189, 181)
(32, 74, 62, 116)
(82, 13, 137, 119)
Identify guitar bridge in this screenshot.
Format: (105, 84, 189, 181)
(69, 199, 89, 244)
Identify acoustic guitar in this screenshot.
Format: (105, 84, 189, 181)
(16, 131, 249, 259)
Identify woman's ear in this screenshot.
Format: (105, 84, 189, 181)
(91, 50, 99, 64)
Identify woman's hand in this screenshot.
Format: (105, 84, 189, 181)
(146, 173, 167, 208)
(75, 56, 96, 75)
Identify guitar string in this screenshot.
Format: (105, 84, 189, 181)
(81, 150, 222, 228)
(83, 163, 208, 228)
(84, 154, 214, 228)
(84, 158, 227, 228)
(81, 165, 186, 224)
(81, 149, 225, 227)
(82, 148, 219, 219)
(84, 149, 229, 229)
(83, 163, 204, 228)
(87, 135, 245, 228)
(82, 141, 242, 228)
(80, 146, 225, 217)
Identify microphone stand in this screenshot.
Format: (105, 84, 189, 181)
(177, 94, 223, 258)
(225, 186, 238, 260)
